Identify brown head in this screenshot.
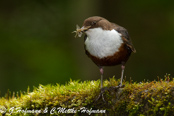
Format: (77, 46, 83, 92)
(82, 16, 114, 31)
(72, 16, 115, 37)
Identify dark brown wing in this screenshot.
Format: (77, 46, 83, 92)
(112, 23, 136, 53)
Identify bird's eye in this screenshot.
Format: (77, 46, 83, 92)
(91, 21, 96, 25)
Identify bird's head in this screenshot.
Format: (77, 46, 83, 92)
(73, 16, 112, 38)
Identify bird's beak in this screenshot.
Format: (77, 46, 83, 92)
(79, 26, 91, 32)
(72, 25, 91, 38)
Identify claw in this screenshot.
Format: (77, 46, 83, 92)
(95, 85, 125, 103)
(95, 87, 109, 103)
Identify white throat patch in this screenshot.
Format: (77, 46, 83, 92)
(85, 28, 123, 58)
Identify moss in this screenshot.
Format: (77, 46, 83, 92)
(0, 74, 174, 116)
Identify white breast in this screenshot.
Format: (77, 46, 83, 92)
(85, 28, 123, 59)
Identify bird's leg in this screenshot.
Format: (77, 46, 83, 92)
(119, 64, 125, 87)
(96, 67, 107, 102)
(99, 67, 104, 88)
(99, 67, 107, 102)
(96, 66, 125, 103)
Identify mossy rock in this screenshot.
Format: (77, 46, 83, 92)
(0, 75, 174, 116)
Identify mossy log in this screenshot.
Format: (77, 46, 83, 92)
(0, 75, 174, 116)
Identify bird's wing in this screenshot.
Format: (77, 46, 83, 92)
(113, 23, 136, 53)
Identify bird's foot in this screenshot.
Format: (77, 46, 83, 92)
(95, 87, 109, 103)
(117, 83, 125, 88)
(95, 85, 125, 103)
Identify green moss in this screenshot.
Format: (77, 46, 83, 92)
(0, 74, 174, 116)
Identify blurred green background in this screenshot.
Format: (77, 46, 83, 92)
(0, 0, 174, 96)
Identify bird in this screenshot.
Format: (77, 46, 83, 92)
(73, 16, 136, 90)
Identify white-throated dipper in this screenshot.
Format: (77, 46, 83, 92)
(73, 16, 136, 89)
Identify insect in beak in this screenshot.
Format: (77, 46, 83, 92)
(72, 25, 91, 38)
